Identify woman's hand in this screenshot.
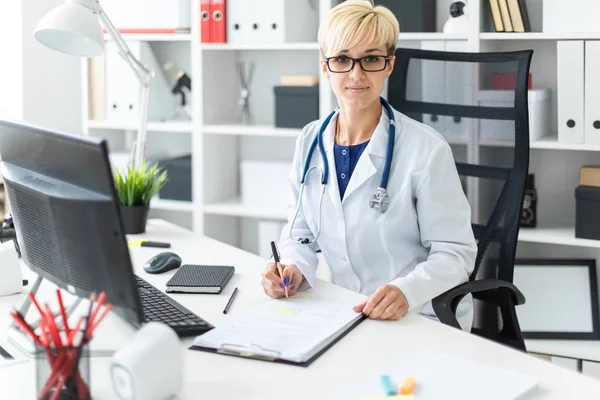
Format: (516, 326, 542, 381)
(261, 262, 304, 299)
(353, 284, 409, 320)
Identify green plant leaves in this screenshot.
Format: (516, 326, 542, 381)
(113, 161, 169, 207)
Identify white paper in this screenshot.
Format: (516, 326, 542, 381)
(334, 351, 537, 400)
(193, 298, 362, 363)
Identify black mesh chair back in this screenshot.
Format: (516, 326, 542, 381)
(387, 47, 533, 351)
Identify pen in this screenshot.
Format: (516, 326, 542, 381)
(223, 287, 239, 314)
(270, 241, 288, 298)
(128, 240, 171, 248)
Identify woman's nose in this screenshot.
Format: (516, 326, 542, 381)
(348, 61, 365, 80)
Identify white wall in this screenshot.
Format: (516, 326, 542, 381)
(0, 0, 82, 134)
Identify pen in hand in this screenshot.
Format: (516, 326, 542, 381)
(270, 241, 288, 298)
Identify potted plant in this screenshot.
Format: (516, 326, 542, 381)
(113, 161, 168, 234)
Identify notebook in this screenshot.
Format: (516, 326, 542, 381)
(333, 351, 538, 400)
(165, 264, 235, 294)
(190, 298, 366, 366)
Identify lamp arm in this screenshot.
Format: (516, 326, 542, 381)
(92, 0, 152, 167)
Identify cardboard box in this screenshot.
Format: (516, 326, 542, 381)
(580, 166, 600, 187)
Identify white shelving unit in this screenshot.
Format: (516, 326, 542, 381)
(76, 0, 600, 372)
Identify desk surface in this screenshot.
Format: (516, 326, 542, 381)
(1, 219, 600, 399)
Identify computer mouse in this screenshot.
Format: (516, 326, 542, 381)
(143, 252, 182, 274)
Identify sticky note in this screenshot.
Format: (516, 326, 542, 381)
(399, 377, 416, 395)
(270, 306, 297, 316)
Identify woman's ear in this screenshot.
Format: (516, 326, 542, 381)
(320, 59, 330, 80)
(386, 55, 396, 77)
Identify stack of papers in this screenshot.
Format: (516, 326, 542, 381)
(334, 351, 538, 400)
(193, 298, 364, 364)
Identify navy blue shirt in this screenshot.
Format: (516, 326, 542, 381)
(334, 141, 370, 199)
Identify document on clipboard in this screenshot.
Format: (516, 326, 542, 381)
(190, 298, 366, 367)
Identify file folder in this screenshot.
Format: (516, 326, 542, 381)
(210, 0, 226, 43)
(585, 41, 600, 145)
(557, 40, 585, 144)
(190, 299, 366, 367)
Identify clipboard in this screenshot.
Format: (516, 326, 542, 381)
(189, 302, 367, 367)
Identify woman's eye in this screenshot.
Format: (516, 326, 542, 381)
(335, 56, 350, 64)
(365, 56, 378, 63)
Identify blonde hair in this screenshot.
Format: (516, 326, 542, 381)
(318, 0, 399, 57)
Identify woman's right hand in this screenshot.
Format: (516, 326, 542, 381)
(261, 262, 303, 299)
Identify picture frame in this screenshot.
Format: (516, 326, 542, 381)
(513, 258, 600, 340)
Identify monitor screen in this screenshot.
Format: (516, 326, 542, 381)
(0, 120, 143, 326)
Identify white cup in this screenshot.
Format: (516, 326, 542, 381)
(110, 322, 183, 400)
(0, 241, 22, 296)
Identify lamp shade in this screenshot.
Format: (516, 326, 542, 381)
(34, 2, 104, 58)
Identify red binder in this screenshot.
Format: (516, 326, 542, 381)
(210, 0, 226, 43)
(201, 0, 211, 43)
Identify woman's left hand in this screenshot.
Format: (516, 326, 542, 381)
(353, 284, 409, 320)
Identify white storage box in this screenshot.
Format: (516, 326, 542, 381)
(543, 0, 600, 34)
(100, 0, 191, 31)
(241, 161, 291, 208)
(227, 0, 318, 45)
(477, 89, 550, 141)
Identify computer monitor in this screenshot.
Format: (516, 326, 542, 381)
(0, 119, 144, 326)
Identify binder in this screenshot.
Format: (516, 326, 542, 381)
(586, 41, 600, 144)
(497, 0, 513, 32)
(507, 0, 525, 32)
(489, 0, 504, 32)
(201, 0, 211, 43)
(420, 41, 446, 136)
(105, 41, 176, 124)
(189, 299, 367, 367)
(557, 40, 585, 144)
(210, 0, 226, 43)
(444, 40, 469, 142)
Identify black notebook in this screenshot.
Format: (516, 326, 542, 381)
(165, 264, 235, 294)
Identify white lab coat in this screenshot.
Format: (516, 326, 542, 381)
(277, 105, 478, 331)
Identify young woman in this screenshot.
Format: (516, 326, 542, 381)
(261, 0, 477, 330)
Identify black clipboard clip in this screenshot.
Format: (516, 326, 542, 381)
(217, 343, 280, 361)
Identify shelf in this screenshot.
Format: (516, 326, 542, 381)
(104, 33, 192, 42)
(518, 226, 600, 248)
(398, 33, 468, 41)
(203, 124, 301, 138)
(202, 42, 319, 51)
(203, 198, 287, 220)
(481, 32, 600, 40)
(151, 198, 193, 212)
(87, 120, 193, 133)
(530, 134, 600, 151)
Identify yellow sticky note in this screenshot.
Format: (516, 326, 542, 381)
(270, 306, 297, 316)
(361, 396, 414, 400)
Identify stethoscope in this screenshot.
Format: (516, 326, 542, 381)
(289, 96, 396, 245)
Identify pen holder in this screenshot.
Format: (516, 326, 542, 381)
(35, 343, 91, 400)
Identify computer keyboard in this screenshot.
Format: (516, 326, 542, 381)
(135, 275, 214, 337)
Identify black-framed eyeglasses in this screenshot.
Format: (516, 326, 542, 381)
(324, 55, 391, 73)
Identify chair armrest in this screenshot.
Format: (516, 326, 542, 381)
(431, 279, 525, 329)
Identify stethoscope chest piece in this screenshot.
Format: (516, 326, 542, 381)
(369, 187, 390, 213)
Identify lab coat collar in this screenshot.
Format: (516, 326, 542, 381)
(321, 106, 389, 158)
(322, 106, 391, 204)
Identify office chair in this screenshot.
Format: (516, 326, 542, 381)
(388, 47, 533, 351)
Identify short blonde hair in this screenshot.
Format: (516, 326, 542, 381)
(318, 0, 399, 57)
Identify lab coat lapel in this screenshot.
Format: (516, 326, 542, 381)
(342, 107, 389, 204)
(322, 113, 343, 217)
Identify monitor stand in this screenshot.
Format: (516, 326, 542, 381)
(6, 276, 81, 357)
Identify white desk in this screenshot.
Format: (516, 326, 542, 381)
(1, 219, 600, 399)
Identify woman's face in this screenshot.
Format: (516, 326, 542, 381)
(321, 41, 395, 111)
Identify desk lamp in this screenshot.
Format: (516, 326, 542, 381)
(34, 0, 153, 167)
